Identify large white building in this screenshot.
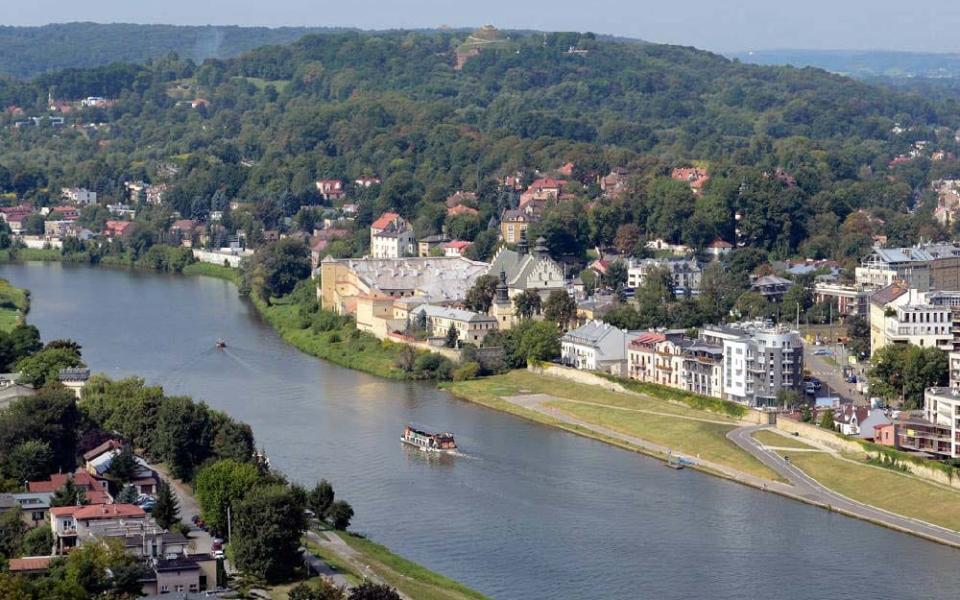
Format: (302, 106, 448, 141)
(370, 212, 415, 258)
(701, 322, 804, 408)
(61, 187, 97, 205)
(561, 321, 636, 373)
(870, 288, 959, 355)
(626, 258, 701, 294)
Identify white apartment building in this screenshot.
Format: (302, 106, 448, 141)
(626, 258, 701, 294)
(919, 387, 960, 458)
(561, 320, 636, 373)
(701, 322, 803, 408)
(870, 288, 956, 355)
(61, 187, 97, 205)
(370, 212, 415, 258)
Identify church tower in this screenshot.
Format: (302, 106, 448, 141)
(490, 269, 516, 330)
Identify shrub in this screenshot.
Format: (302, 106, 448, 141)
(452, 362, 480, 381)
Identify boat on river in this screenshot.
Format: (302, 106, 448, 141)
(216, 338, 227, 349)
(402, 425, 458, 453)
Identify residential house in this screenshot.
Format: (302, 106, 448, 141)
(499, 207, 541, 244)
(103, 220, 133, 240)
(908, 387, 960, 458)
(671, 167, 710, 193)
(681, 340, 724, 399)
(354, 176, 381, 188)
(7, 557, 53, 575)
(409, 304, 498, 345)
(30, 470, 112, 505)
(315, 179, 346, 201)
(447, 204, 479, 218)
(7, 492, 53, 528)
(833, 405, 870, 436)
(370, 212, 415, 258)
(83, 442, 158, 495)
(58, 367, 90, 398)
(446, 191, 477, 209)
(627, 258, 702, 295)
(309, 229, 350, 269)
(443, 240, 472, 257)
(519, 177, 565, 206)
(627, 331, 689, 388)
(705, 239, 733, 260)
(50, 205, 80, 221)
(562, 321, 636, 375)
(169, 220, 202, 247)
(61, 188, 97, 205)
(868, 282, 910, 354)
(599, 168, 629, 198)
(813, 283, 871, 318)
(417, 233, 450, 257)
(645, 238, 691, 257)
(869, 287, 953, 356)
(750, 275, 794, 303)
(107, 203, 136, 219)
(50, 503, 147, 553)
(146, 184, 169, 205)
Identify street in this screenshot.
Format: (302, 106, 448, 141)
(803, 342, 869, 407)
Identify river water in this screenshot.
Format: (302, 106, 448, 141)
(3, 261, 958, 600)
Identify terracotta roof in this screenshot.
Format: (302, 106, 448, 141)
(73, 503, 145, 520)
(83, 439, 123, 462)
(8, 557, 52, 572)
(870, 282, 909, 307)
(444, 240, 471, 250)
(49, 506, 81, 517)
(447, 204, 479, 216)
(371, 212, 401, 230)
(528, 177, 566, 191)
(29, 470, 103, 493)
(630, 332, 667, 348)
(707, 239, 733, 249)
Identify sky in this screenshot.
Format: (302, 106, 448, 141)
(6, 0, 960, 53)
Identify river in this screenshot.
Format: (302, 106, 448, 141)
(3, 261, 959, 600)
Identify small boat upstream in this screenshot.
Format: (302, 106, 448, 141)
(216, 338, 227, 349)
(402, 425, 459, 454)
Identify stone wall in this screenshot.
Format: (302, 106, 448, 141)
(192, 249, 251, 268)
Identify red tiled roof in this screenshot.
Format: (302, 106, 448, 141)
(82, 439, 123, 462)
(8, 557, 52, 572)
(707, 239, 733, 249)
(371, 212, 400, 230)
(73, 504, 145, 521)
(447, 204, 479, 216)
(630, 333, 666, 348)
(49, 506, 81, 517)
(29, 470, 103, 493)
(444, 240, 471, 250)
(86, 490, 112, 504)
(528, 178, 566, 191)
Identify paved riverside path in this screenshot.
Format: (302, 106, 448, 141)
(728, 425, 960, 548)
(502, 394, 960, 549)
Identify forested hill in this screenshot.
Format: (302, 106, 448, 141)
(2, 29, 960, 264)
(0, 23, 339, 79)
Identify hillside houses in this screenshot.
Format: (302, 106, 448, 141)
(370, 212, 415, 258)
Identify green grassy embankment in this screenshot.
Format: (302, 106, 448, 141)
(445, 370, 780, 481)
(752, 429, 817, 449)
(783, 451, 960, 531)
(294, 533, 488, 600)
(0, 278, 28, 331)
(182, 261, 242, 284)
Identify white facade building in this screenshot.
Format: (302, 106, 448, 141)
(561, 321, 636, 374)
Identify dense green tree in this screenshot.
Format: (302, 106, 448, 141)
(846, 316, 871, 359)
(153, 480, 180, 529)
(3, 440, 54, 484)
(543, 290, 576, 327)
(19, 526, 52, 556)
(869, 345, 948, 409)
(232, 484, 307, 583)
(50, 479, 88, 507)
(289, 579, 347, 600)
(193, 459, 262, 538)
(819, 409, 835, 430)
(14, 346, 83, 387)
(513, 290, 542, 320)
(307, 479, 335, 518)
(464, 274, 499, 313)
(106, 444, 138, 482)
(0, 388, 81, 474)
(327, 500, 354, 531)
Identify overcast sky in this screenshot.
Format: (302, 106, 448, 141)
(7, 0, 959, 53)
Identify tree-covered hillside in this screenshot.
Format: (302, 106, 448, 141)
(0, 23, 339, 79)
(1, 28, 959, 266)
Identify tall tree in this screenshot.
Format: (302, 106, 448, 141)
(152, 480, 180, 529)
(543, 290, 577, 328)
(513, 290, 542, 320)
(307, 479, 335, 518)
(232, 484, 307, 583)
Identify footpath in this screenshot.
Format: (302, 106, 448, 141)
(501, 393, 960, 550)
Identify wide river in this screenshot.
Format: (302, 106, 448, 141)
(4, 261, 959, 599)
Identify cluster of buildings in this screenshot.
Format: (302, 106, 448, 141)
(560, 320, 804, 408)
(0, 439, 217, 594)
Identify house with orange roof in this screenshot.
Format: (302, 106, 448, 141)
(519, 177, 566, 206)
(50, 503, 147, 553)
(671, 167, 710, 193)
(370, 212, 415, 258)
(442, 240, 472, 257)
(29, 469, 111, 503)
(103, 220, 133, 240)
(315, 179, 346, 201)
(447, 204, 479, 218)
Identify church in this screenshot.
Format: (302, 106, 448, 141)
(486, 233, 566, 329)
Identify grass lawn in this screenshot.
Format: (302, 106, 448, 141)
(182, 261, 241, 284)
(787, 452, 960, 531)
(446, 371, 780, 481)
(338, 532, 489, 600)
(0, 279, 28, 331)
(752, 430, 817, 449)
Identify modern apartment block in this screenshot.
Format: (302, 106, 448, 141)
(907, 387, 960, 459)
(701, 322, 804, 408)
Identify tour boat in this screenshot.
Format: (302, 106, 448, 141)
(401, 425, 458, 453)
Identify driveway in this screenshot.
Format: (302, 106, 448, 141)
(150, 463, 214, 555)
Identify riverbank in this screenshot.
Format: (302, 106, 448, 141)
(0, 277, 28, 330)
(443, 370, 781, 481)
